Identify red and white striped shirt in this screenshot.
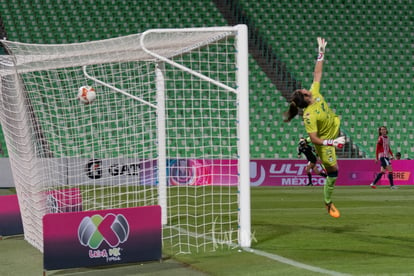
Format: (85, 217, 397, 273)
(376, 135, 393, 159)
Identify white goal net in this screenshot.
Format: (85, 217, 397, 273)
(0, 25, 250, 253)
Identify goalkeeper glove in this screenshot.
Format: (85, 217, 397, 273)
(317, 37, 327, 61)
(323, 136, 345, 149)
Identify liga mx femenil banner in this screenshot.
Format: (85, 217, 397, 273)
(43, 205, 161, 270)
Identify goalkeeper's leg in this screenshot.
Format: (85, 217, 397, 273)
(316, 145, 340, 218)
(324, 171, 338, 205)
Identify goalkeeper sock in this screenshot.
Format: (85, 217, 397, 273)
(324, 171, 338, 204)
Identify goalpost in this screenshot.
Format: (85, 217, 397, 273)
(0, 25, 250, 254)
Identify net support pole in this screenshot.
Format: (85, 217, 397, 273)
(236, 24, 251, 248)
(155, 63, 168, 225)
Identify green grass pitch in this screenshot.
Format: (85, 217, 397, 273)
(173, 185, 414, 275)
(1, 185, 414, 275)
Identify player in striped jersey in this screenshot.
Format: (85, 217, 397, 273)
(370, 126, 398, 189)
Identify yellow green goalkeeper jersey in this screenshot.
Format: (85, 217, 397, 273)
(303, 82, 340, 139)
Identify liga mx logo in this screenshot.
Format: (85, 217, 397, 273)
(78, 214, 129, 249)
(169, 159, 196, 185)
(250, 161, 266, 186)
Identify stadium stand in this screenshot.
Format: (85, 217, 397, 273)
(233, 0, 413, 158)
(0, 0, 413, 159)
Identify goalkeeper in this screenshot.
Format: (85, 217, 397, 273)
(284, 37, 345, 218)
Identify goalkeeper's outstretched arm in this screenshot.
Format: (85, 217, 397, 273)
(283, 37, 327, 123)
(313, 37, 326, 83)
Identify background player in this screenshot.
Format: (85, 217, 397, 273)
(370, 126, 397, 189)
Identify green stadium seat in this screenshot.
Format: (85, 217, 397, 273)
(0, 0, 411, 159)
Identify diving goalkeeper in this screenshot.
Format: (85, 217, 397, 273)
(283, 37, 345, 218)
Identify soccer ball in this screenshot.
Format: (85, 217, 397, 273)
(77, 86, 96, 105)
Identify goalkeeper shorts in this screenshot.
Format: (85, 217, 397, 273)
(314, 144, 337, 168)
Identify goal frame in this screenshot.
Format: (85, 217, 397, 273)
(0, 24, 251, 250)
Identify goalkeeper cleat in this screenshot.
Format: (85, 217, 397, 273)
(370, 183, 377, 189)
(325, 202, 340, 218)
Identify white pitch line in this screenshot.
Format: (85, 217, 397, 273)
(172, 225, 350, 275)
(243, 247, 351, 276)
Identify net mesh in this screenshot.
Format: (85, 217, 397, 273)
(0, 27, 246, 253)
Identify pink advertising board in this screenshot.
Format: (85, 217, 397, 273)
(0, 195, 23, 236)
(165, 158, 413, 186)
(43, 205, 161, 270)
(250, 159, 412, 186)
(167, 159, 238, 186)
